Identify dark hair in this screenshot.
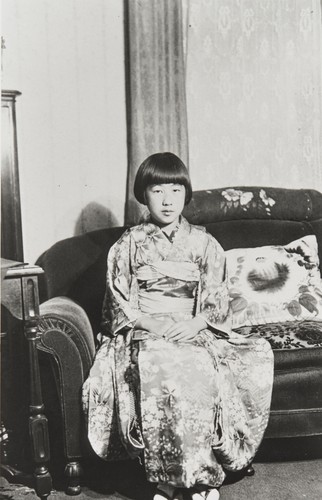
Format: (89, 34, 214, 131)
(134, 152, 192, 205)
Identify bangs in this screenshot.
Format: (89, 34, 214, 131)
(144, 165, 189, 188)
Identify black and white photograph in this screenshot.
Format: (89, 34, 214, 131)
(1, 1, 322, 499)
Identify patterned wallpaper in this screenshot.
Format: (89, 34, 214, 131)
(185, 0, 322, 192)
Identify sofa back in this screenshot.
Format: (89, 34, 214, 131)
(184, 186, 322, 254)
(37, 186, 322, 337)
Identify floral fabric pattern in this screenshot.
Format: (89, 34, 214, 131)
(235, 321, 322, 350)
(82, 218, 273, 488)
(226, 235, 322, 328)
(221, 188, 275, 215)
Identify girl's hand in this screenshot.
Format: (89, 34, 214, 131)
(134, 316, 173, 337)
(164, 317, 207, 342)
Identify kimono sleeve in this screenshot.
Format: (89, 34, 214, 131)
(197, 233, 232, 336)
(100, 229, 140, 337)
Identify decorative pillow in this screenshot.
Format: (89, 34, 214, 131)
(226, 235, 322, 328)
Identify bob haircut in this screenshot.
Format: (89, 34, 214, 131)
(134, 152, 193, 205)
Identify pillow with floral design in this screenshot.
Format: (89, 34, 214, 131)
(226, 235, 322, 328)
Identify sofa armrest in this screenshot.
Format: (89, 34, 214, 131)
(36, 297, 96, 461)
(39, 297, 96, 378)
(37, 328, 85, 460)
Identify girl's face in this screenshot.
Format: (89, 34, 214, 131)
(145, 183, 185, 228)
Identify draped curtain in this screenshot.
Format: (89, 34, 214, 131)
(185, 0, 322, 191)
(124, 0, 188, 224)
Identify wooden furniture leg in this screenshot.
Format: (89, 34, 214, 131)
(23, 277, 52, 499)
(65, 461, 83, 495)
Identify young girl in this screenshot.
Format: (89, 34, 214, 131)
(82, 153, 273, 500)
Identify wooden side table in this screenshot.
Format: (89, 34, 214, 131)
(1, 260, 52, 499)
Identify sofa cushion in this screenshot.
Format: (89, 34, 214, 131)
(236, 322, 322, 415)
(235, 321, 322, 351)
(226, 235, 322, 328)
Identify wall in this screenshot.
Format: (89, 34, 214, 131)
(186, 0, 322, 193)
(2, 0, 127, 264)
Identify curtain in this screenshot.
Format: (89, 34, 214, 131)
(124, 0, 188, 225)
(185, 0, 322, 192)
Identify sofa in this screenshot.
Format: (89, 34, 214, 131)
(35, 186, 322, 494)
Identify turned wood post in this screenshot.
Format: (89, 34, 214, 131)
(23, 275, 52, 499)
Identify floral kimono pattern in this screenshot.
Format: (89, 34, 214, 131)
(82, 218, 273, 489)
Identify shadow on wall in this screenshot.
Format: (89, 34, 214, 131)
(74, 202, 119, 236)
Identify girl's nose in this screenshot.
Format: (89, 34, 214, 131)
(162, 194, 172, 205)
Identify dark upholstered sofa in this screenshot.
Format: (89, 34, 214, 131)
(35, 186, 322, 494)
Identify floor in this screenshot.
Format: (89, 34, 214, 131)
(1, 460, 322, 500)
(1, 438, 322, 500)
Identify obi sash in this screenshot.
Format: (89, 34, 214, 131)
(136, 261, 200, 315)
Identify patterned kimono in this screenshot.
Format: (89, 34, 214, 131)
(82, 217, 273, 489)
